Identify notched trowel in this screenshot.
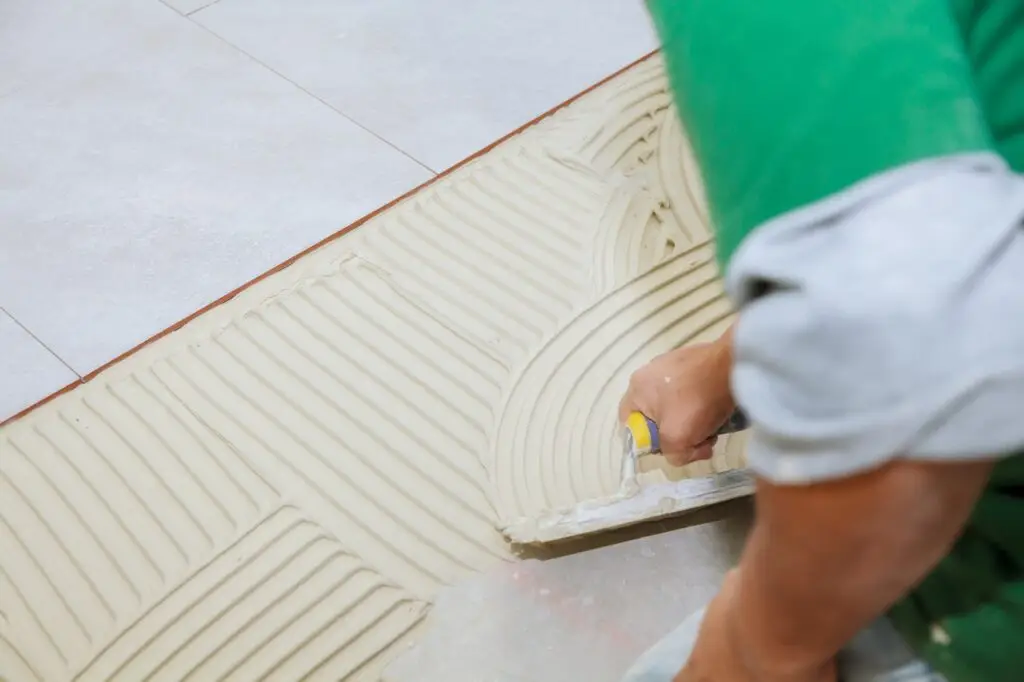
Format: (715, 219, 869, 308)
(502, 410, 754, 544)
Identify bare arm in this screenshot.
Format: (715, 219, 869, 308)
(730, 458, 994, 680)
(624, 321, 995, 681)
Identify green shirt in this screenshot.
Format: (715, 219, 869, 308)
(647, 1, 1024, 679)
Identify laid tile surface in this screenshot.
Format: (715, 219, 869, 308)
(163, 0, 223, 16)
(193, 0, 658, 171)
(0, 0, 432, 375)
(1, 0, 143, 98)
(0, 311, 77, 421)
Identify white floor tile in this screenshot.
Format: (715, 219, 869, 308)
(0, 311, 78, 422)
(164, 0, 222, 16)
(0, 0, 432, 375)
(1, 1, 129, 97)
(192, 0, 658, 171)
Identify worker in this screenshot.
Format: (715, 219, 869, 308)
(617, 2, 1024, 681)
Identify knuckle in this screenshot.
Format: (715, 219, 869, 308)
(658, 423, 689, 450)
(693, 445, 715, 462)
(627, 370, 646, 392)
(664, 450, 691, 467)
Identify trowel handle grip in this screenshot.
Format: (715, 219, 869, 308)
(625, 412, 660, 453)
(626, 409, 748, 455)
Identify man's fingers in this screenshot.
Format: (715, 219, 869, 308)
(618, 383, 652, 424)
(657, 422, 705, 461)
(663, 438, 717, 467)
(690, 441, 717, 462)
(618, 394, 636, 424)
(696, 435, 718, 452)
(664, 449, 695, 467)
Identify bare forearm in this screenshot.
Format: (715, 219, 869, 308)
(716, 323, 735, 366)
(711, 322, 736, 402)
(731, 459, 994, 679)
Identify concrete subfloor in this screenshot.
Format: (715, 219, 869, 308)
(386, 499, 751, 682)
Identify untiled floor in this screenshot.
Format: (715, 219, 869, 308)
(0, 0, 657, 421)
(0, 54, 747, 681)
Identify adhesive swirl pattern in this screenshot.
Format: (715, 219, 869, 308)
(0, 55, 745, 681)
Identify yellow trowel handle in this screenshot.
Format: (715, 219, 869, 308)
(625, 412, 661, 455)
(625, 409, 748, 456)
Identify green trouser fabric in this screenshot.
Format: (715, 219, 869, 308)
(888, 457, 1024, 681)
(646, 1, 1024, 680)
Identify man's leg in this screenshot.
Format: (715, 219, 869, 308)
(620, 609, 945, 682)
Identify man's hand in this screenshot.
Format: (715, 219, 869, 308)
(618, 327, 736, 466)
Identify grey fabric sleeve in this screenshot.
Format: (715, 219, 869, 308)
(725, 152, 1024, 484)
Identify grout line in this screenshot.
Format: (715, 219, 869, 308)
(155, 0, 224, 18)
(153, 0, 431, 174)
(155, 0, 185, 17)
(187, 0, 226, 16)
(182, 14, 439, 175)
(0, 308, 83, 379)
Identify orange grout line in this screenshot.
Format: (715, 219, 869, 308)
(1, 50, 659, 429)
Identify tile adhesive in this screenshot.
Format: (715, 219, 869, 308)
(0, 55, 746, 681)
